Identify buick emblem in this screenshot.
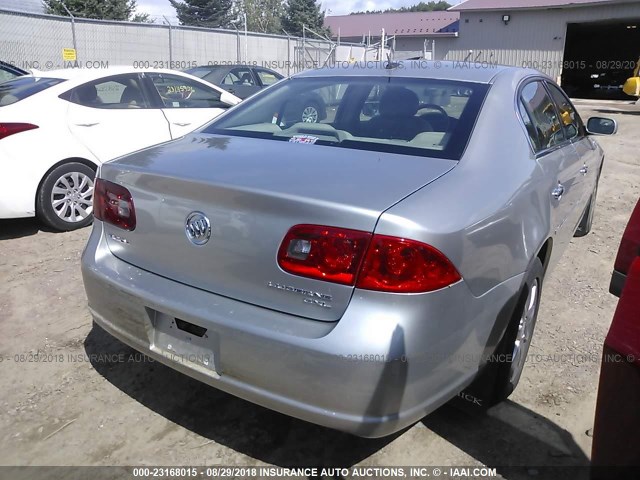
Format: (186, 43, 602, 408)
(185, 212, 211, 246)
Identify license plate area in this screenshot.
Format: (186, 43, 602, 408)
(147, 308, 219, 377)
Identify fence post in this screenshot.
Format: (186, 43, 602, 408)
(243, 12, 247, 64)
(282, 30, 291, 76)
(163, 16, 173, 63)
(236, 28, 241, 63)
(288, 35, 291, 76)
(60, 2, 77, 58)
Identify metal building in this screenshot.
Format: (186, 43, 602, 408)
(437, 0, 640, 98)
(324, 11, 460, 59)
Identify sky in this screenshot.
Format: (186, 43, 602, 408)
(0, 0, 462, 23)
(0, 0, 43, 13)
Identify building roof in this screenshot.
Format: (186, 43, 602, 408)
(450, 0, 631, 11)
(324, 11, 460, 39)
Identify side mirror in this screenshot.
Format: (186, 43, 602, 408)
(587, 117, 618, 135)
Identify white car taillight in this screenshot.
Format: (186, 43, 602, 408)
(0, 123, 38, 140)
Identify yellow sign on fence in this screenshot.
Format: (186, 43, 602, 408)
(62, 48, 77, 61)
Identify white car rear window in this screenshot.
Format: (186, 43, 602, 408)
(0, 77, 65, 107)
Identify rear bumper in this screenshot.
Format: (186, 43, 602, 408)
(0, 147, 36, 218)
(81, 222, 524, 437)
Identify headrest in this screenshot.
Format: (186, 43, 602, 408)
(379, 87, 420, 117)
(121, 85, 143, 104)
(75, 84, 98, 103)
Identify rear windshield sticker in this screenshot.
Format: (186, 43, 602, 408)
(289, 135, 318, 145)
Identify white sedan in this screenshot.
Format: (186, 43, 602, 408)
(0, 67, 240, 230)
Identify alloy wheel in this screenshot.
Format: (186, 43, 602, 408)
(509, 278, 539, 385)
(50, 171, 94, 223)
(301, 105, 319, 123)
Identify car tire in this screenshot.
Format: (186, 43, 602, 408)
(301, 101, 320, 123)
(453, 257, 544, 411)
(574, 168, 601, 237)
(36, 162, 96, 232)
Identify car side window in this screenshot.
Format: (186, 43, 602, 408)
(517, 99, 541, 152)
(147, 73, 225, 109)
(203, 72, 220, 84)
(520, 81, 565, 152)
(545, 82, 584, 141)
(222, 68, 256, 87)
(70, 74, 149, 109)
(255, 68, 281, 86)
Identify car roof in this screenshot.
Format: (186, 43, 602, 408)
(3, 66, 241, 104)
(26, 66, 201, 82)
(294, 61, 544, 84)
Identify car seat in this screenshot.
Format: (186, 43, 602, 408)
(240, 72, 253, 85)
(363, 87, 432, 141)
(121, 84, 145, 107)
(74, 84, 102, 107)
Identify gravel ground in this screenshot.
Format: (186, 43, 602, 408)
(0, 101, 638, 479)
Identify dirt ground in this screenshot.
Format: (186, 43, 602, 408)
(1, 100, 639, 479)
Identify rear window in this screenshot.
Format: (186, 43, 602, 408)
(204, 76, 488, 160)
(184, 67, 213, 79)
(0, 77, 65, 107)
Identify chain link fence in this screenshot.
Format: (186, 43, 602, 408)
(0, 8, 369, 75)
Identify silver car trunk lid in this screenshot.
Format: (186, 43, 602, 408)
(100, 134, 456, 321)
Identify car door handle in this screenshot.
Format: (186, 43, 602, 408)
(552, 183, 565, 200)
(74, 122, 99, 127)
(172, 122, 191, 127)
(579, 165, 588, 175)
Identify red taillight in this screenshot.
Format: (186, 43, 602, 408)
(357, 235, 461, 293)
(278, 225, 371, 285)
(0, 123, 38, 140)
(614, 199, 640, 276)
(94, 178, 136, 231)
(277, 224, 461, 293)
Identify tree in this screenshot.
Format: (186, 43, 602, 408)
(401, 1, 452, 12)
(239, 0, 284, 34)
(281, 0, 328, 38)
(350, 1, 452, 15)
(130, 12, 155, 23)
(169, 0, 234, 28)
(43, 0, 137, 21)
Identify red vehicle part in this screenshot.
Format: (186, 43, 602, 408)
(609, 199, 640, 296)
(591, 253, 640, 476)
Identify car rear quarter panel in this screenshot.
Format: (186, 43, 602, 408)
(0, 97, 97, 217)
(377, 71, 553, 298)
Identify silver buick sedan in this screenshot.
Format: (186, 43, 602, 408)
(81, 61, 616, 437)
